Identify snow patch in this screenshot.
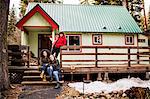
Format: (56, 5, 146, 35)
(68, 78, 150, 94)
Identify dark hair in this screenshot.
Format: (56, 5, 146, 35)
(40, 49, 51, 58)
(59, 32, 65, 36)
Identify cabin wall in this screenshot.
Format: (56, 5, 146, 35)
(62, 32, 149, 67)
(23, 12, 50, 26)
(138, 34, 149, 64)
(21, 31, 29, 45)
(28, 32, 51, 57)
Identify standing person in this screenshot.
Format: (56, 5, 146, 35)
(51, 34, 60, 55)
(52, 32, 66, 58)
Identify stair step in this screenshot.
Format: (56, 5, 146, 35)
(21, 81, 64, 85)
(23, 76, 50, 79)
(24, 70, 41, 74)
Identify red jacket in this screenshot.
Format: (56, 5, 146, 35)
(54, 36, 66, 48)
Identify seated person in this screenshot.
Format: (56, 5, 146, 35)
(48, 54, 61, 89)
(39, 49, 53, 81)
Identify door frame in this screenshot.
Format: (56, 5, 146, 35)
(38, 34, 52, 57)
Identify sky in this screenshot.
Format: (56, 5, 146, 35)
(10, 0, 150, 17)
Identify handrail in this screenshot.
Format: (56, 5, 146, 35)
(61, 45, 150, 49)
(60, 46, 150, 68)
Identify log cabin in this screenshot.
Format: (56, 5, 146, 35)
(16, 3, 150, 80)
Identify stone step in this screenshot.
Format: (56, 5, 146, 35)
(21, 81, 64, 85)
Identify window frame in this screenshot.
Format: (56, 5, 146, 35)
(64, 34, 82, 52)
(125, 35, 134, 45)
(92, 34, 103, 45)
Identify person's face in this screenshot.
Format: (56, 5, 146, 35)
(60, 33, 63, 37)
(43, 51, 47, 57)
(50, 55, 54, 61)
(55, 35, 59, 40)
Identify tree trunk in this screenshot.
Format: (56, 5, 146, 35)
(0, 0, 10, 91)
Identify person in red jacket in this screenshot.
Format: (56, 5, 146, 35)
(52, 32, 66, 58)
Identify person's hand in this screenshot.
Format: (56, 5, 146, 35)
(53, 53, 56, 57)
(50, 66, 53, 69)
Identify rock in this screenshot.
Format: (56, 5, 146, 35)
(122, 93, 127, 97)
(105, 94, 111, 99)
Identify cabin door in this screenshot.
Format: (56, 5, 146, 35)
(38, 34, 52, 57)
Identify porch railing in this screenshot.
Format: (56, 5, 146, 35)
(60, 46, 150, 68)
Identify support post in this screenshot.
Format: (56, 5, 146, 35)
(146, 72, 150, 80)
(27, 46, 30, 68)
(71, 72, 73, 82)
(95, 47, 98, 67)
(86, 73, 90, 80)
(128, 48, 131, 67)
(137, 51, 140, 64)
(104, 72, 109, 81)
(52, 29, 56, 43)
(60, 48, 62, 68)
(97, 72, 102, 81)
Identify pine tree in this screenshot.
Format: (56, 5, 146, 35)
(8, 5, 16, 36)
(20, 0, 63, 16)
(7, 5, 21, 45)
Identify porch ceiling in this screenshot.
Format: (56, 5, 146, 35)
(23, 26, 52, 32)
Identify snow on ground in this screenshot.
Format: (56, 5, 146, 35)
(68, 77, 150, 94)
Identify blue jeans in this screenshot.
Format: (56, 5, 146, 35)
(47, 66, 53, 78)
(41, 64, 53, 78)
(53, 71, 59, 82)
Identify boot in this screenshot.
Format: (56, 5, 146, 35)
(49, 77, 53, 82)
(42, 75, 47, 81)
(40, 71, 44, 78)
(54, 82, 60, 89)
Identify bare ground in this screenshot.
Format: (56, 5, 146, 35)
(1, 84, 62, 99)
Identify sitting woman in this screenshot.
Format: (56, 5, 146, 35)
(39, 49, 53, 81)
(48, 54, 61, 89)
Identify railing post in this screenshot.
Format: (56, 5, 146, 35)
(60, 47, 62, 68)
(27, 46, 30, 68)
(137, 51, 140, 64)
(128, 48, 131, 67)
(95, 47, 98, 67)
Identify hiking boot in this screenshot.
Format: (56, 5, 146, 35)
(49, 77, 53, 82)
(40, 72, 44, 78)
(42, 75, 47, 81)
(54, 82, 60, 89)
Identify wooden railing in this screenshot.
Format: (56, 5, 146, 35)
(60, 46, 150, 68)
(8, 45, 30, 68)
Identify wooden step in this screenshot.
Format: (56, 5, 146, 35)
(21, 81, 64, 85)
(9, 66, 39, 71)
(24, 70, 41, 74)
(23, 76, 50, 79)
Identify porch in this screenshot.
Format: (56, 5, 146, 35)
(60, 46, 150, 80)
(8, 45, 150, 83)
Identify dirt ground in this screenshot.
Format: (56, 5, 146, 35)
(1, 84, 62, 99)
(1, 83, 150, 99)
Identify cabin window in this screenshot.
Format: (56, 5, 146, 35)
(138, 39, 145, 43)
(125, 35, 134, 45)
(92, 34, 102, 45)
(65, 35, 81, 52)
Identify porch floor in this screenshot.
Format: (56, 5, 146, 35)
(62, 64, 150, 74)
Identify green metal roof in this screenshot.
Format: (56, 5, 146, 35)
(26, 3, 142, 33)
